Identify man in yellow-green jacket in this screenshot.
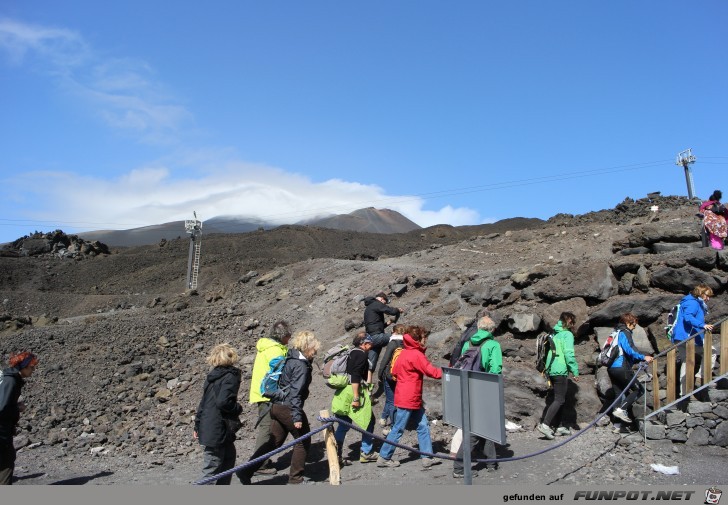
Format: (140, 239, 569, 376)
(248, 321, 291, 474)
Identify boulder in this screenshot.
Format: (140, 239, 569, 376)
(533, 262, 617, 302)
(713, 420, 728, 447)
(539, 298, 588, 330)
(650, 266, 720, 294)
(587, 294, 680, 327)
(686, 426, 710, 446)
(507, 312, 541, 333)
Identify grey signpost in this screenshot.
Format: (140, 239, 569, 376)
(442, 367, 506, 485)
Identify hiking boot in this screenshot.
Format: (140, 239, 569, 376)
(382, 426, 391, 437)
(453, 469, 479, 478)
(537, 423, 555, 440)
(421, 457, 442, 469)
(338, 456, 351, 467)
(376, 456, 400, 468)
(359, 451, 379, 463)
(612, 408, 632, 424)
(378, 418, 389, 427)
(555, 427, 571, 436)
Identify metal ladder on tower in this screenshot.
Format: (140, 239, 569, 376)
(190, 238, 202, 289)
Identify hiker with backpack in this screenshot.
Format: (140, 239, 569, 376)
(672, 285, 714, 396)
(537, 312, 580, 440)
(363, 291, 405, 383)
(193, 344, 243, 485)
(376, 323, 405, 436)
(607, 313, 653, 427)
(376, 325, 443, 469)
(450, 316, 502, 478)
(0, 351, 38, 485)
(448, 308, 489, 367)
(331, 332, 378, 465)
(238, 331, 321, 485)
(247, 320, 292, 475)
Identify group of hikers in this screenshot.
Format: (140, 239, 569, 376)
(192, 280, 719, 485)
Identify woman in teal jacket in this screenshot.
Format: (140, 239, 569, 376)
(537, 312, 579, 440)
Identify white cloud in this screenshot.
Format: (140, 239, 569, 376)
(0, 18, 191, 143)
(4, 162, 483, 232)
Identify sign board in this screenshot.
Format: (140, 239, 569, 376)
(441, 367, 506, 445)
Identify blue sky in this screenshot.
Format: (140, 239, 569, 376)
(1, 1, 727, 243)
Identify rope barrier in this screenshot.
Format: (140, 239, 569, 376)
(193, 316, 723, 484)
(192, 422, 333, 485)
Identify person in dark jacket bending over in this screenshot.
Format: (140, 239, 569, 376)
(363, 291, 405, 383)
(608, 313, 653, 426)
(0, 351, 38, 485)
(239, 331, 321, 485)
(194, 343, 243, 485)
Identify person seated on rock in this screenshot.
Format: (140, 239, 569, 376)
(607, 313, 653, 427)
(699, 190, 726, 250)
(193, 343, 243, 485)
(363, 292, 405, 383)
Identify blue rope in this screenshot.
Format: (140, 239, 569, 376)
(193, 422, 333, 485)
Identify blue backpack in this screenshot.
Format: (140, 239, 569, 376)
(260, 356, 289, 399)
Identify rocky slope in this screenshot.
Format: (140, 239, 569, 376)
(1, 193, 726, 485)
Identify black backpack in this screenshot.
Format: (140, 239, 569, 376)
(453, 341, 484, 371)
(535, 332, 556, 374)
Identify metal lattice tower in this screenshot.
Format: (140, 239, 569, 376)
(185, 212, 203, 290)
(675, 148, 697, 200)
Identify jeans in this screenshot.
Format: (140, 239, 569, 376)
(334, 413, 375, 456)
(542, 375, 568, 428)
(380, 378, 396, 425)
(199, 441, 237, 485)
(378, 407, 433, 461)
(367, 332, 391, 373)
(607, 366, 644, 414)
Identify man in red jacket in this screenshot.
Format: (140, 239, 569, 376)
(376, 325, 442, 469)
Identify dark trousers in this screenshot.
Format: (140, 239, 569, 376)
(453, 434, 496, 472)
(199, 441, 236, 485)
(240, 404, 311, 484)
(367, 332, 391, 372)
(542, 375, 569, 428)
(607, 366, 644, 414)
(0, 439, 16, 485)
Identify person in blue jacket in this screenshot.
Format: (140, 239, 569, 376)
(608, 313, 653, 425)
(672, 285, 714, 395)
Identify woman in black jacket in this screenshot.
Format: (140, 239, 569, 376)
(194, 343, 243, 485)
(238, 330, 321, 485)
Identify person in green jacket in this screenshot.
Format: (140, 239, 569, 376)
(537, 312, 579, 440)
(248, 320, 291, 474)
(451, 316, 502, 477)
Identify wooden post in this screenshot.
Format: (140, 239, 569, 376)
(721, 321, 728, 375)
(703, 330, 713, 384)
(320, 410, 340, 486)
(666, 349, 677, 404)
(652, 360, 660, 411)
(686, 340, 695, 394)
